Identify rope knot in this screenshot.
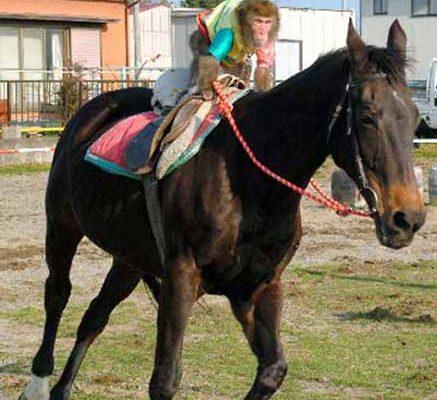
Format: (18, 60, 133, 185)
(213, 80, 234, 116)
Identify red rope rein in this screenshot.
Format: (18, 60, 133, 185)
(212, 80, 371, 219)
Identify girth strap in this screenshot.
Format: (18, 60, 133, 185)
(142, 174, 167, 267)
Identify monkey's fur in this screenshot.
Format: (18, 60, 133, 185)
(238, 0, 279, 49)
(190, 0, 279, 97)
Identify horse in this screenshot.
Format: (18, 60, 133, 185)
(20, 20, 425, 400)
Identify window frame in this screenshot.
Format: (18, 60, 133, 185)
(274, 39, 303, 82)
(0, 22, 71, 80)
(373, 0, 388, 15)
(412, 0, 437, 17)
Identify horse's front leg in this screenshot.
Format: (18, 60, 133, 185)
(230, 280, 287, 400)
(149, 251, 200, 400)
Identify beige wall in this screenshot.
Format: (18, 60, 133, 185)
(361, 0, 437, 80)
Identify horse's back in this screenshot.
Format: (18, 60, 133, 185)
(63, 87, 153, 148)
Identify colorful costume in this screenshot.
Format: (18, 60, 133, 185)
(197, 0, 276, 69)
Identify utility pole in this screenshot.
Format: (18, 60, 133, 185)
(133, 1, 142, 69)
(126, 0, 143, 70)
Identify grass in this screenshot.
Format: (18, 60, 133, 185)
(0, 142, 435, 399)
(311, 145, 436, 183)
(0, 163, 51, 175)
(0, 143, 434, 176)
(1, 260, 435, 400)
(413, 143, 437, 160)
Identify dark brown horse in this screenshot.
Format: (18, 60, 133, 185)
(20, 21, 425, 400)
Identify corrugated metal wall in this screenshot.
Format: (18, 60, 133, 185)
(171, 15, 198, 69)
(128, 5, 172, 70)
(277, 9, 353, 77)
(129, 7, 353, 81)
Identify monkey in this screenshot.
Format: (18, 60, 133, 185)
(189, 0, 280, 98)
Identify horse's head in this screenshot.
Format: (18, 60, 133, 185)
(330, 20, 426, 249)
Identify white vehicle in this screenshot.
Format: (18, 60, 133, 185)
(415, 59, 437, 135)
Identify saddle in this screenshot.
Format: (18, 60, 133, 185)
(136, 93, 209, 176)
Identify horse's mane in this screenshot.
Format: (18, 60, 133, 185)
(275, 45, 409, 91)
(365, 45, 410, 82)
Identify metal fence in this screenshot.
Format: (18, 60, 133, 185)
(409, 79, 427, 101)
(0, 76, 430, 131)
(0, 79, 154, 128)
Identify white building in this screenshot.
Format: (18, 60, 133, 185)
(171, 8, 204, 69)
(276, 8, 354, 80)
(129, 4, 354, 81)
(361, 0, 437, 80)
(127, 3, 172, 74)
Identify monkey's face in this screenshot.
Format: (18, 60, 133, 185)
(248, 15, 273, 48)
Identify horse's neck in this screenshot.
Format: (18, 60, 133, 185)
(232, 58, 347, 209)
(251, 62, 347, 188)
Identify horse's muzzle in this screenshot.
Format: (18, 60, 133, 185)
(375, 209, 426, 249)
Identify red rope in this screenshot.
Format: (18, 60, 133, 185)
(212, 80, 371, 219)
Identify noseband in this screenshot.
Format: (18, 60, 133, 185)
(327, 72, 387, 217)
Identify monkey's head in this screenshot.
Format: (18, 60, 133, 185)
(237, 0, 279, 49)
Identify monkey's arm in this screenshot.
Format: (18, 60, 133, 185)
(197, 29, 234, 95)
(197, 55, 220, 97)
(254, 67, 273, 91)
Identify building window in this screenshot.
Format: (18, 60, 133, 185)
(0, 25, 68, 80)
(413, 0, 437, 15)
(374, 0, 388, 14)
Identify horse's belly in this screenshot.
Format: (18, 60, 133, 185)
(199, 255, 277, 298)
(71, 160, 162, 270)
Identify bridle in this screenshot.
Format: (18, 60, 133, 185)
(326, 72, 387, 217)
(213, 80, 373, 218)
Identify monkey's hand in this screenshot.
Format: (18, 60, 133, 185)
(198, 55, 220, 100)
(254, 66, 274, 92)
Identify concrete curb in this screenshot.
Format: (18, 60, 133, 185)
(0, 137, 58, 165)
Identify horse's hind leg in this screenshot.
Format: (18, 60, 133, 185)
(142, 275, 161, 303)
(20, 218, 83, 400)
(230, 280, 288, 400)
(49, 259, 141, 400)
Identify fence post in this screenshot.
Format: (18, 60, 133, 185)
(78, 80, 83, 109)
(120, 67, 127, 88)
(7, 81, 12, 124)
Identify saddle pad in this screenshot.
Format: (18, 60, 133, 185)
(85, 111, 159, 180)
(84, 88, 251, 180)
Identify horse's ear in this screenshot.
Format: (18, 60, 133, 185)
(387, 19, 407, 59)
(346, 18, 368, 71)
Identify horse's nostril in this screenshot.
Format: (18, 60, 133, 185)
(412, 223, 421, 233)
(393, 211, 411, 231)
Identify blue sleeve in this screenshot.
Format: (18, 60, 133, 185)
(208, 29, 234, 62)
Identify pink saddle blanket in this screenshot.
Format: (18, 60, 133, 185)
(88, 111, 159, 168)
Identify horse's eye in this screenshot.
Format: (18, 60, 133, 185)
(360, 115, 377, 127)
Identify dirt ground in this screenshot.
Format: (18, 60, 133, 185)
(0, 170, 436, 399)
